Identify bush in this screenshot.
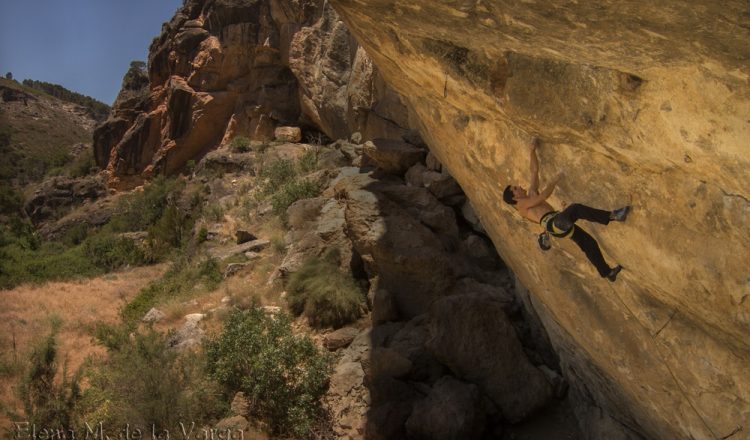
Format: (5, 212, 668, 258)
(271, 179, 321, 215)
(17, 327, 82, 432)
(82, 232, 149, 271)
(82, 326, 223, 433)
(286, 250, 365, 328)
(68, 149, 96, 178)
(298, 148, 319, 173)
(229, 136, 251, 153)
(0, 241, 101, 290)
(204, 308, 331, 438)
(260, 159, 296, 194)
(121, 258, 222, 325)
(109, 176, 183, 232)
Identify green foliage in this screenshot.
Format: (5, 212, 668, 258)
(260, 158, 296, 194)
(271, 179, 321, 215)
(258, 158, 321, 216)
(298, 148, 319, 173)
(110, 176, 183, 232)
(121, 258, 222, 325)
(82, 326, 224, 433)
(61, 223, 90, 246)
(204, 308, 332, 437)
(0, 241, 102, 290)
(82, 232, 149, 271)
(68, 149, 96, 178)
(286, 250, 365, 328)
(21, 79, 110, 121)
(0, 182, 23, 215)
(229, 136, 251, 153)
(197, 226, 208, 243)
(17, 327, 82, 431)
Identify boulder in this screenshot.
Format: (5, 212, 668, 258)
(422, 170, 463, 199)
(370, 347, 413, 379)
(142, 307, 166, 324)
(427, 293, 553, 423)
(425, 151, 442, 172)
(323, 327, 360, 351)
(24, 175, 107, 225)
(405, 376, 486, 440)
(274, 126, 302, 143)
(224, 263, 249, 279)
(405, 163, 428, 187)
(335, 173, 456, 318)
(195, 150, 256, 175)
(168, 314, 206, 351)
(363, 139, 425, 175)
(208, 239, 270, 260)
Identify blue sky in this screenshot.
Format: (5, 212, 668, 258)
(0, 0, 183, 105)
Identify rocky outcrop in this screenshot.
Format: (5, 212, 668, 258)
(326, 1, 750, 438)
(95, 0, 414, 190)
(24, 175, 107, 225)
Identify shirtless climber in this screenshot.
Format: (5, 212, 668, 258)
(502, 137, 630, 282)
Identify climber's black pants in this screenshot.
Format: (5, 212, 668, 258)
(554, 204, 612, 277)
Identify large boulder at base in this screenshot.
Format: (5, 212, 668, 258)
(427, 292, 553, 422)
(405, 376, 486, 440)
(335, 173, 456, 318)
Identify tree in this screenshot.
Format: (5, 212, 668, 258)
(5, 72, 12, 80)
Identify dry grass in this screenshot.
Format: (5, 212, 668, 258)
(0, 264, 167, 426)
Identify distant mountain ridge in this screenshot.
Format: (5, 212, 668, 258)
(21, 79, 110, 122)
(0, 77, 100, 185)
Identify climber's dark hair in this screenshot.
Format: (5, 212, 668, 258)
(503, 185, 517, 205)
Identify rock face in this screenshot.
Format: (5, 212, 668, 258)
(326, 1, 750, 439)
(95, 0, 414, 190)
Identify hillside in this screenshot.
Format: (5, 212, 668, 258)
(0, 77, 102, 185)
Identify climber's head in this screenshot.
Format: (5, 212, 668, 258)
(503, 185, 525, 205)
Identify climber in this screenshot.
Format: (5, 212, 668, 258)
(502, 137, 630, 282)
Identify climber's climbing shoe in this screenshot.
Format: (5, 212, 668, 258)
(607, 265, 623, 282)
(610, 206, 630, 222)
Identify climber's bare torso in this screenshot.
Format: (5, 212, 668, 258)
(508, 138, 561, 223)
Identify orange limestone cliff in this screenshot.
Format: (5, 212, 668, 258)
(329, 1, 750, 439)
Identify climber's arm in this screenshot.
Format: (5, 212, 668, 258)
(518, 173, 562, 210)
(528, 139, 540, 195)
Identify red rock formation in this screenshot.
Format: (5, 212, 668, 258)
(94, 0, 414, 190)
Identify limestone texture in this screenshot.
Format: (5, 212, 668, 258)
(328, 1, 750, 439)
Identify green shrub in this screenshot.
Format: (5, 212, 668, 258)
(109, 176, 183, 232)
(62, 222, 90, 246)
(82, 326, 224, 433)
(121, 258, 222, 325)
(298, 148, 319, 173)
(271, 179, 320, 215)
(197, 226, 208, 243)
(260, 159, 296, 194)
(17, 327, 82, 432)
(82, 232, 149, 271)
(0, 242, 101, 289)
(229, 136, 251, 153)
(0, 183, 23, 215)
(286, 250, 365, 328)
(204, 308, 331, 438)
(68, 149, 96, 178)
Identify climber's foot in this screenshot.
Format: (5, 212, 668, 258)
(607, 265, 623, 282)
(610, 206, 630, 222)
